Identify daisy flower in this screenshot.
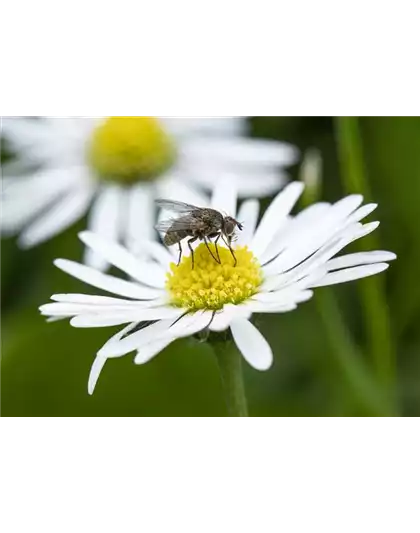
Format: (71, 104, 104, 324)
(1, 116, 297, 269)
(40, 181, 396, 396)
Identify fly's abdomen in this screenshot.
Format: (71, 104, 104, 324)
(164, 230, 189, 246)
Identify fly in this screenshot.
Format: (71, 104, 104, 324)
(155, 199, 243, 268)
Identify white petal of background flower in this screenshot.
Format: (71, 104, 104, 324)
(181, 138, 298, 168)
(84, 185, 123, 270)
(1, 167, 85, 236)
(156, 173, 208, 206)
(185, 168, 287, 198)
(161, 117, 247, 137)
(235, 200, 260, 246)
(211, 176, 237, 216)
(19, 185, 95, 248)
(2, 117, 298, 267)
(125, 183, 155, 250)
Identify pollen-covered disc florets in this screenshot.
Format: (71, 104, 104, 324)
(88, 117, 176, 184)
(166, 243, 263, 311)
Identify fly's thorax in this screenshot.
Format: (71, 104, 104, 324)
(194, 209, 224, 234)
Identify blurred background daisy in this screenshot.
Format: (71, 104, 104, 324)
(1, 117, 420, 417)
(1, 117, 297, 269)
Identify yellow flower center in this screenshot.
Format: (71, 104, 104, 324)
(166, 243, 263, 311)
(88, 117, 176, 184)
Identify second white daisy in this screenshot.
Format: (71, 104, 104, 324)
(2, 117, 297, 269)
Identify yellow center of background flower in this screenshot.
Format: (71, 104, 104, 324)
(166, 243, 262, 311)
(89, 117, 176, 184)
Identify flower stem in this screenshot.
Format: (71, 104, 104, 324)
(334, 117, 396, 389)
(212, 340, 249, 417)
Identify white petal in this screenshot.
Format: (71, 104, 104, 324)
(18, 184, 94, 248)
(262, 222, 375, 284)
(134, 337, 175, 365)
(235, 172, 286, 198)
(251, 182, 304, 258)
(122, 239, 173, 269)
(54, 259, 163, 300)
(50, 293, 168, 310)
(235, 200, 260, 246)
(310, 263, 390, 288)
(70, 306, 182, 328)
(259, 202, 331, 265)
(209, 304, 250, 332)
(162, 117, 247, 137)
(211, 177, 238, 217)
(80, 232, 166, 288)
(98, 319, 178, 358)
(1, 167, 85, 235)
(156, 173, 209, 207)
(240, 301, 298, 313)
(2, 165, 78, 198)
(40, 298, 167, 317)
(88, 354, 108, 395)
(346, 203, 377, 224)
(97, 322, 141, 360)
(326, 251, 396, 271)
(84, 185, 123, 270)
(88, 322, 139, 394)
(46, 316, 66, 323)
(332, 194, 364, 219)
(188, 168, 286, 198)
(252, 289, 314, 305)
(51, 293, 160, 306)
(2, 118, 57, 155)
(262, 201, 376, 277)
(181, 138, 299, 167)
(230, 318, 273, 371)
(125, 182, 155, 252)
(166, 311, 214, 339)
(262, 265, 328, 293)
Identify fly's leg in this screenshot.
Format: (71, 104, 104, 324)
(222, 235, 237, 267)
(177, 242, 183, 266)
(213, 234, 221, 263)
(187, 237, 198, 269)
(208, 233, 222, 263)
(204, 237, 221, 264)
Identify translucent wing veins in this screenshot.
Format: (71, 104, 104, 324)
(155, 199, 203, 214)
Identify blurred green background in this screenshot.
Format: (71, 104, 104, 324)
(2, 117, 419, 417)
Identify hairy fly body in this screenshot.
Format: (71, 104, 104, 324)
(155, 200, 243, 268)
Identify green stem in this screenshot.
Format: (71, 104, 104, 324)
(212, 341, 249, 417)
(334, 117, 396, 389)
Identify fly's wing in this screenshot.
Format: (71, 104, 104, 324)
(155, 199, 204, 214)
(155, 215, 194, 233)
